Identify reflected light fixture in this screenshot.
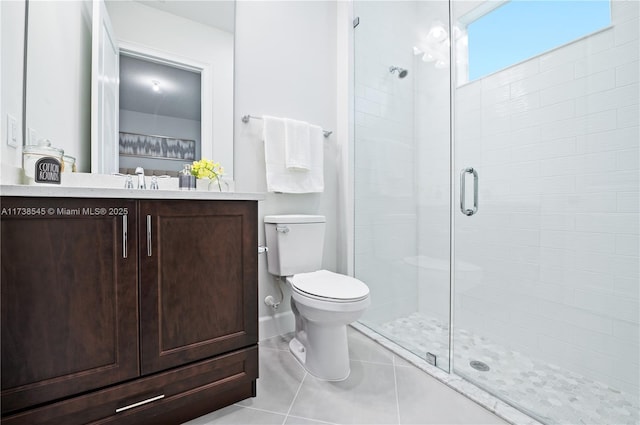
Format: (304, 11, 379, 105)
(413, 21, 467, 70)
(151, 80, 161, 92)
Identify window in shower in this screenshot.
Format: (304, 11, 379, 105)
(461, 0, 611, 82)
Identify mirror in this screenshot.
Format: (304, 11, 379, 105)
(116, 54, 202, 175)
(25, 0, 234, 178)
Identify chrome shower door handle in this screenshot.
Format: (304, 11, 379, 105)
(460, 167, 478, 216)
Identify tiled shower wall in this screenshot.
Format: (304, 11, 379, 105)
(355, 1, 420, 324)
(453, 0, 639, 395)
(414, 2, 453, 325)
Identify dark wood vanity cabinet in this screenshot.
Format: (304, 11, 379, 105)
(139, 201, 258, 375)
(1, 197, 258, 424)
(1, 198, 140, 414)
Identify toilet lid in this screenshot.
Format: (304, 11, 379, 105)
(291, 270, 369, 301)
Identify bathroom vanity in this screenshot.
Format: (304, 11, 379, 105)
(0, 186, 261, 424)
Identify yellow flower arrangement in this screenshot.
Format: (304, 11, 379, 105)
(191, 159, 224, 190)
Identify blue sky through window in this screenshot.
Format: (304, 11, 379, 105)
(467, 0, 611, 81)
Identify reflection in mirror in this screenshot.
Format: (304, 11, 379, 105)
(25, 0, 234, 178)
(25, 1, 92, 172)
(118, 54, 202, 176)
(92, 0, 118, 174)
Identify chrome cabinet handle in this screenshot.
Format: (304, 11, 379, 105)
(122, 215, 128, 259)
(460, 167, 479, 216)
(146, 215, 152, 257)
(115, 394, 165, 413)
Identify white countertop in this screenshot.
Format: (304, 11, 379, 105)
(0, 185, 264, 201)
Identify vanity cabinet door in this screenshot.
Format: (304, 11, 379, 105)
(138, 200, 258, 375)
(0, 197, 139, 415)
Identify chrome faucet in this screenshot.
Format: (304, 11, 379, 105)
(135, 167, 146, 189)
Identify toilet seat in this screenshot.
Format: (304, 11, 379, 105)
(289, 270, 369, 303)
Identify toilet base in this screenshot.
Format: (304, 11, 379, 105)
(289, 318, 351, 381)
(289, 337, 307, 365)
(286, 284, 370, 382)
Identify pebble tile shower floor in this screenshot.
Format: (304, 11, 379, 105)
(183, 327, 506, 425)
(377, 312, 639, 425)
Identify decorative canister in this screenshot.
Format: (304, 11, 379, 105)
(23, 139, 64, 184)
(62, 155, 77, 173)
(178, 163, 196, 190)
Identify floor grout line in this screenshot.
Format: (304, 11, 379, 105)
(285, 414, 337, 424)
(231, 403, 291, 418)
(282, 371, 308, 425)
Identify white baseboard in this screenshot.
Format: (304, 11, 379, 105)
(259, 311, 294, 341)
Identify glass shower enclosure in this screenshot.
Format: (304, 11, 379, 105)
(355, 0, 453, 370)
(354, 1, 639, 424)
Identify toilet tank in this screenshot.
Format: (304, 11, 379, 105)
(264, 215, 326, 276)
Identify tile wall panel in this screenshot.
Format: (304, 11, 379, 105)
(454, 0, 639, 396)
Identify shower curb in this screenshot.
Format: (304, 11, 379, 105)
(350, 322, 544, 425)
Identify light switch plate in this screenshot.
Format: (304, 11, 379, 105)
(6, 114, 18, 147)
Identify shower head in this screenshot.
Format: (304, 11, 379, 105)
(389, 66, 408, 79)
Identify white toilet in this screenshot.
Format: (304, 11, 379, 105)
(264, 214, 370, 381)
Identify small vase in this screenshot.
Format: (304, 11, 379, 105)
(212, 177, 229, 192)
(196, 177, 229, 191)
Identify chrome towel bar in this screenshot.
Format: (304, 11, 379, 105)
(241, 115, 332, 138)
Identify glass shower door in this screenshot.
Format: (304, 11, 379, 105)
(452, 1, 639, 423)
(353, 0, 452, 371)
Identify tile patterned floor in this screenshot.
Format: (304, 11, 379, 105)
(376, 312, 640, 425)
(183, 327, 507, 425)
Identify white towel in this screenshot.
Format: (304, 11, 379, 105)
(263, 115, 324, 193)
(284, 118, 311, 171)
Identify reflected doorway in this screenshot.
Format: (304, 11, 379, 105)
(118, 53, 202, 176)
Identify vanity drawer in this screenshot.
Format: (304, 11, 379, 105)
(2, 346, 258, 425)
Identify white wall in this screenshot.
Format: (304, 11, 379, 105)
(453, 0, 639, 395)
(1, 0, 26, 179)
(234, 1, 338, 339)
(25, 0, 92, 172)
(107, 1, 234, 178)
(336, 1, 354, 277)
(118, 109, 201, 174)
